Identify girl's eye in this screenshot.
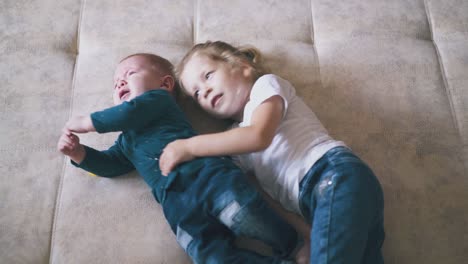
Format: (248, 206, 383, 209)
(205, 71, 213, 79)
(128, 71, 136, 76)
(194, 90, 200, 99)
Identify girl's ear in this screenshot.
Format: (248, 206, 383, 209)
(241, 63, 255, 80)
(161, 75, 175, 93)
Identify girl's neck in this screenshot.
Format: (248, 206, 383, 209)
(232, 67, 258, 122)
(233, 88, 252, 122)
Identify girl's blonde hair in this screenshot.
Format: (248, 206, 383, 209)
(176, 41, 268, 94)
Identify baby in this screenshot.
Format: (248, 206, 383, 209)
(57, 53, 303, 264)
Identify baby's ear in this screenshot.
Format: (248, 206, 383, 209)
(161, 75, 175, 92)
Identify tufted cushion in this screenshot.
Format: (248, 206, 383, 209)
(1, 0, 467, 263)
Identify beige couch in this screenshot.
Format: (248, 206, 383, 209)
(1, 0, 467, 263)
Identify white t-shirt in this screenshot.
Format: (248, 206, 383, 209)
(234, 74, 346, 214)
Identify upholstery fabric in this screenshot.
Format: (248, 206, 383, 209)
(1, 0, 467, 263)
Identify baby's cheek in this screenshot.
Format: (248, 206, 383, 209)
(112, 93, 120, 105)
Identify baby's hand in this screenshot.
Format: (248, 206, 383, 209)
(57, 129, 86, 164)
(159, 139, 195, 176)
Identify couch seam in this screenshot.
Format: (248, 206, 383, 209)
(309, 0, 315, 45)
(48, 0, 85, 263)
(310, 0, 326, 105)
(423, 0, 462, 141)
(0, 144, 109, 153)
(193, 0, 199, 44)
(0, 147, 56, 152)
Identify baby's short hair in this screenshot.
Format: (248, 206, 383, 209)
(120, 53, 175, 78)
(120, 53, 180, 98)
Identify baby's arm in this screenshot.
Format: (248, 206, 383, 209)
(57, 129, 86, 164)
(58, 112, 135, 176)
(57, 114, 96, 165)
(57, 115, 95, 164)
(73, 143, 135, 177)
(65, 115, 96, 133)
(57, 129, 134, 177)
(160, 96, 283, 175)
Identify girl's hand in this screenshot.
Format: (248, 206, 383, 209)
(57, 129, 86, 164)
(65, 115, 95, 133)
(159, 139, 195, 176)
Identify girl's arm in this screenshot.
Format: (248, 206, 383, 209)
(159, 95, 283, 175)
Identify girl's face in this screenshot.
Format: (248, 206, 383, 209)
(180, 54, 254, 121)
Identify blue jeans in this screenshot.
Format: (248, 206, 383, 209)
(299, 147, 385, 264)
(162, 158, 299, 264)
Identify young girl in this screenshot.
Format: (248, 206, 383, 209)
(160, 41, 385, 264)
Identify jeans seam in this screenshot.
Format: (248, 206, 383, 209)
(298, 183, 310, 220)
(325, 175, 336, 263)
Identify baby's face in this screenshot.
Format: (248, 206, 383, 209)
(113, 56, 163, 105)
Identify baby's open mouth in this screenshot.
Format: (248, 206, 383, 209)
(119, 90, 130, 100)
(211, 94, 223, 108)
